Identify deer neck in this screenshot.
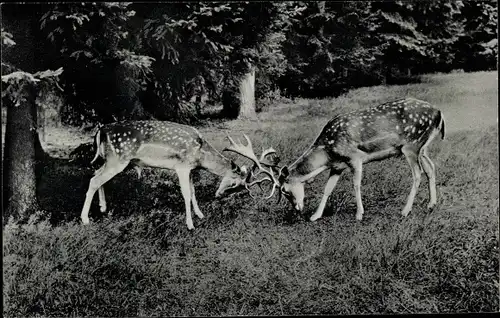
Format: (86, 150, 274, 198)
(288, 145, 330, 183)
(199, 142, 232, 176)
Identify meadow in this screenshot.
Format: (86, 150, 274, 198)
(3, 71, 499, 316)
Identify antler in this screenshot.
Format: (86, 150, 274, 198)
(249, 146, 279, 173)
(224, 134, 264, 170)
(223, 134, 280, 199)
(245, 168, 280, 199)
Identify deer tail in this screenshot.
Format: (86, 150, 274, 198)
(439, 111, 446, 140)
(90, 129, 102, 164)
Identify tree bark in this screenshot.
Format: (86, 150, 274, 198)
(2, 4, 51, 223)
(2, 84, 40, 222)
(238, 65, 257, 119)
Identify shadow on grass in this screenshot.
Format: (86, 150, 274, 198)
(36, 158, 237, 229)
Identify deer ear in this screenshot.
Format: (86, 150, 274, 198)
(279, 166, 289, 183)
(280, 166, 289, 177)
(231, 160, 240, 173)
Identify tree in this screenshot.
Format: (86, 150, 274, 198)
(281, 1, 381, 97)
(407, 0, 465, 73)
(221, 2, 302, 118)
(368, 1, 431, 81)
(1, 20, 63, 222)
(140, 2, 239, 122)
(453, 0, 497, 71)
(279, 0, 479, 97)
(39, 2, 154, 125)
(2, 71, 39, 221)
(139, 2, 297, 120)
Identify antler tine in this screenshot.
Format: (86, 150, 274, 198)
(245, 175, 279, 200)
(243, 134, 253, 150)
(223, 133, 263, 170)
(247, 175, 272, 188)
(226, 134, 238, 148)
(260, 147, 279, 167)
(259, 147, 276, 162)
(249, 173, 279, 200)
(246, 186, 257, 199)
(265, 182, 279, 200)
(252, 167, 280, 200)
(263, 168, 280, 199)
(276, 187, 282, 204)
(245, 176, 271, 195)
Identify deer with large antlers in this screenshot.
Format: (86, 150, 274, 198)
(80, 120, 277, 230)
(274, 97, 446, 221)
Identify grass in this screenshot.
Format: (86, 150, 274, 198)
(3, 71, 499, 316)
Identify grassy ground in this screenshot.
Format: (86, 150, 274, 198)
(3, 71, 499, 316)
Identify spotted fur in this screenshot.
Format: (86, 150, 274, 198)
(280, 97, 446, 221)
(81, 120, 249, 230)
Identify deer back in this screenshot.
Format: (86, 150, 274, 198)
(315, 98, 443, 162)
(98, 121, 205, 169)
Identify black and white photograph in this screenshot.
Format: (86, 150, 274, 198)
(2, 1, 498, 316)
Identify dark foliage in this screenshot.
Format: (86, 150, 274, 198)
(2, 1, 497, 122)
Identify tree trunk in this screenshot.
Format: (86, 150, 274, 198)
(2, 4, 51, 223)
(2, 84, 40, 222)
(238, 65, 256, 119)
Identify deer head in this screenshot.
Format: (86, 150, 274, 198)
(276, 146, 331, 211)
(215, 161, 250, 198)
(277, 166, 306, 211)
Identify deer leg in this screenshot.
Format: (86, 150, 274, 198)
(190, 176, 204, 219)
(420, 148, 437, 209)
(98, 187, 106, 212)
(177, 168, 195, 230)
(81, 161, 129, 225)
(93, 166, 107, 213)
(401, 146, 422, 217)
(351, 159, 365, 221)
(310, 172, 341, 222)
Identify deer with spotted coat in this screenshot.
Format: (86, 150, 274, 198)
(80, 121, 278, 230)
(267, 97, 446, 221)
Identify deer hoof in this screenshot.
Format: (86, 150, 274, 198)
(401, 208, 411, 217)
(355, 213, 363, 221)
(187, 223, 195, 231)
(310, 214, 321, 222)
(81, 217, 90, 225)
(427, 202, 436, 209)
(195, 211, 204, 219)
